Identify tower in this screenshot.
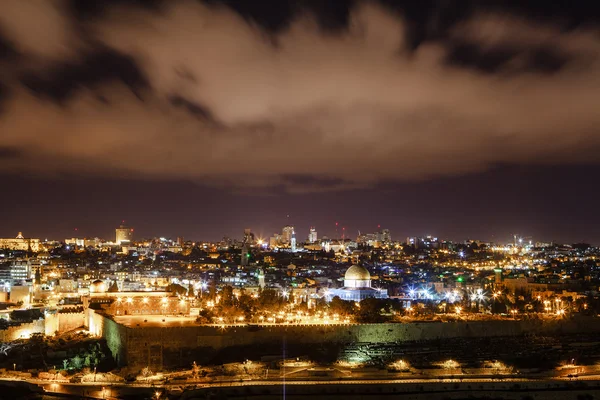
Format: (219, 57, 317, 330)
(258, 268, 265, 289)
(241, 229, 251, 267)
(308, 227, 317, 243)
(290, 230, 297, 252)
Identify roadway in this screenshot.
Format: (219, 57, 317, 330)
(26, 375, 600, 399)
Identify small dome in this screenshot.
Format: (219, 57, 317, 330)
(90, 280, 106, 293)
(344, 265, 370, 281)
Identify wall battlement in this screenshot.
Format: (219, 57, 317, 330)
(88, 312, 600, 370)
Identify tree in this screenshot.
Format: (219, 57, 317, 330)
(71, 355, 83, 370)
(197, 308, 214, 324)
(207, 280, 218, 300)
(220, 285, 235, 307)
(329, 297, 356, 316)
(258, 289, 281, 311)
(356, 298, 386, 323)
(166, 283, 187, 296)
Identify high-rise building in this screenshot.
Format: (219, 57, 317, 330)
(380, 229, 391, 243)
(282, 225, 294, 245)
(241, 242, 250, 267)
(243, 228, 256, 246)
(308, 227, 317, 243)
(115, 224, 133, 245)
(269, 235, 281, 248)
(9, 260, 31, 284)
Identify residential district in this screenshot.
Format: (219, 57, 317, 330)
(0, 225, 600, 399)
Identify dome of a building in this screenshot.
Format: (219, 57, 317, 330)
(344, 265, 370, 281)
(89, 280, 106, 293)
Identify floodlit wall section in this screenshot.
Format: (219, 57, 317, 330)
(88, 312, 600, 369)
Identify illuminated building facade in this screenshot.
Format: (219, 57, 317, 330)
(282, 225, 294, 245)
(115, 225, 134, 245)
(87, 287, 190, 316)
(0, 232, 41, 252)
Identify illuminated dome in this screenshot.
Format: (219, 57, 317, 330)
(326, 265, 386, 301)
(89, 280, 106, 293)
(345, 265, 370, 281)
(344, 265, 371, 288)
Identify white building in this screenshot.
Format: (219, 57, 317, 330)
(308, 228, 317, 243)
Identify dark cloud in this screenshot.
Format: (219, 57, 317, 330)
(0, 146, 22, 160)
(0, 0, 600, 194)
(169, 95, 213, 120)
(20, 49, 147, 102)
(446, 41, 570, 74)
(0, 32, 17, 60)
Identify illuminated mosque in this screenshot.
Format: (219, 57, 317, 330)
(326, 265, 388, 302)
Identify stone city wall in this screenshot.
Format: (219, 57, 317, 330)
(44, 311, 86, 336)
(57, 312, 86, 333)
(87, 309, 127, 365)
(91, 312, 600, 369)
(0, 320, 45, 342)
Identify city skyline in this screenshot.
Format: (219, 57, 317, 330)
(1, 163, 598, 244)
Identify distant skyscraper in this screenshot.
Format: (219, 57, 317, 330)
(282, 225, 294, 245)
(380, 229, 391, 243)
(308, 227, 317, 243)
(115, 224, 133, 245)
(269, 235, 281, 248)
(243, 228, 256, 245)
(241, 242, 249, 267)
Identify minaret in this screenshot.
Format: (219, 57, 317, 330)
(291, 230, 297, 253)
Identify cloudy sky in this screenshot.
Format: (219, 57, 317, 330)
(0, 0, 599, 243)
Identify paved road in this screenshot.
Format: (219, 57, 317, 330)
(0, 374, 593, 399)
(32, 376, 600, 399)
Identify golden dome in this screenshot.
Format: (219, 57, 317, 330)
(344, 265, 370, 281)
(89, 280, 106, 293)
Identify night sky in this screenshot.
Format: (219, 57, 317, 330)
(1, 0, 599, 244)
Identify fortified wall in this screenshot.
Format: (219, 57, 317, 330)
(44, 310, 86, 336)
(0, 320, 45, 342)
(87, 311, 600, 370)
